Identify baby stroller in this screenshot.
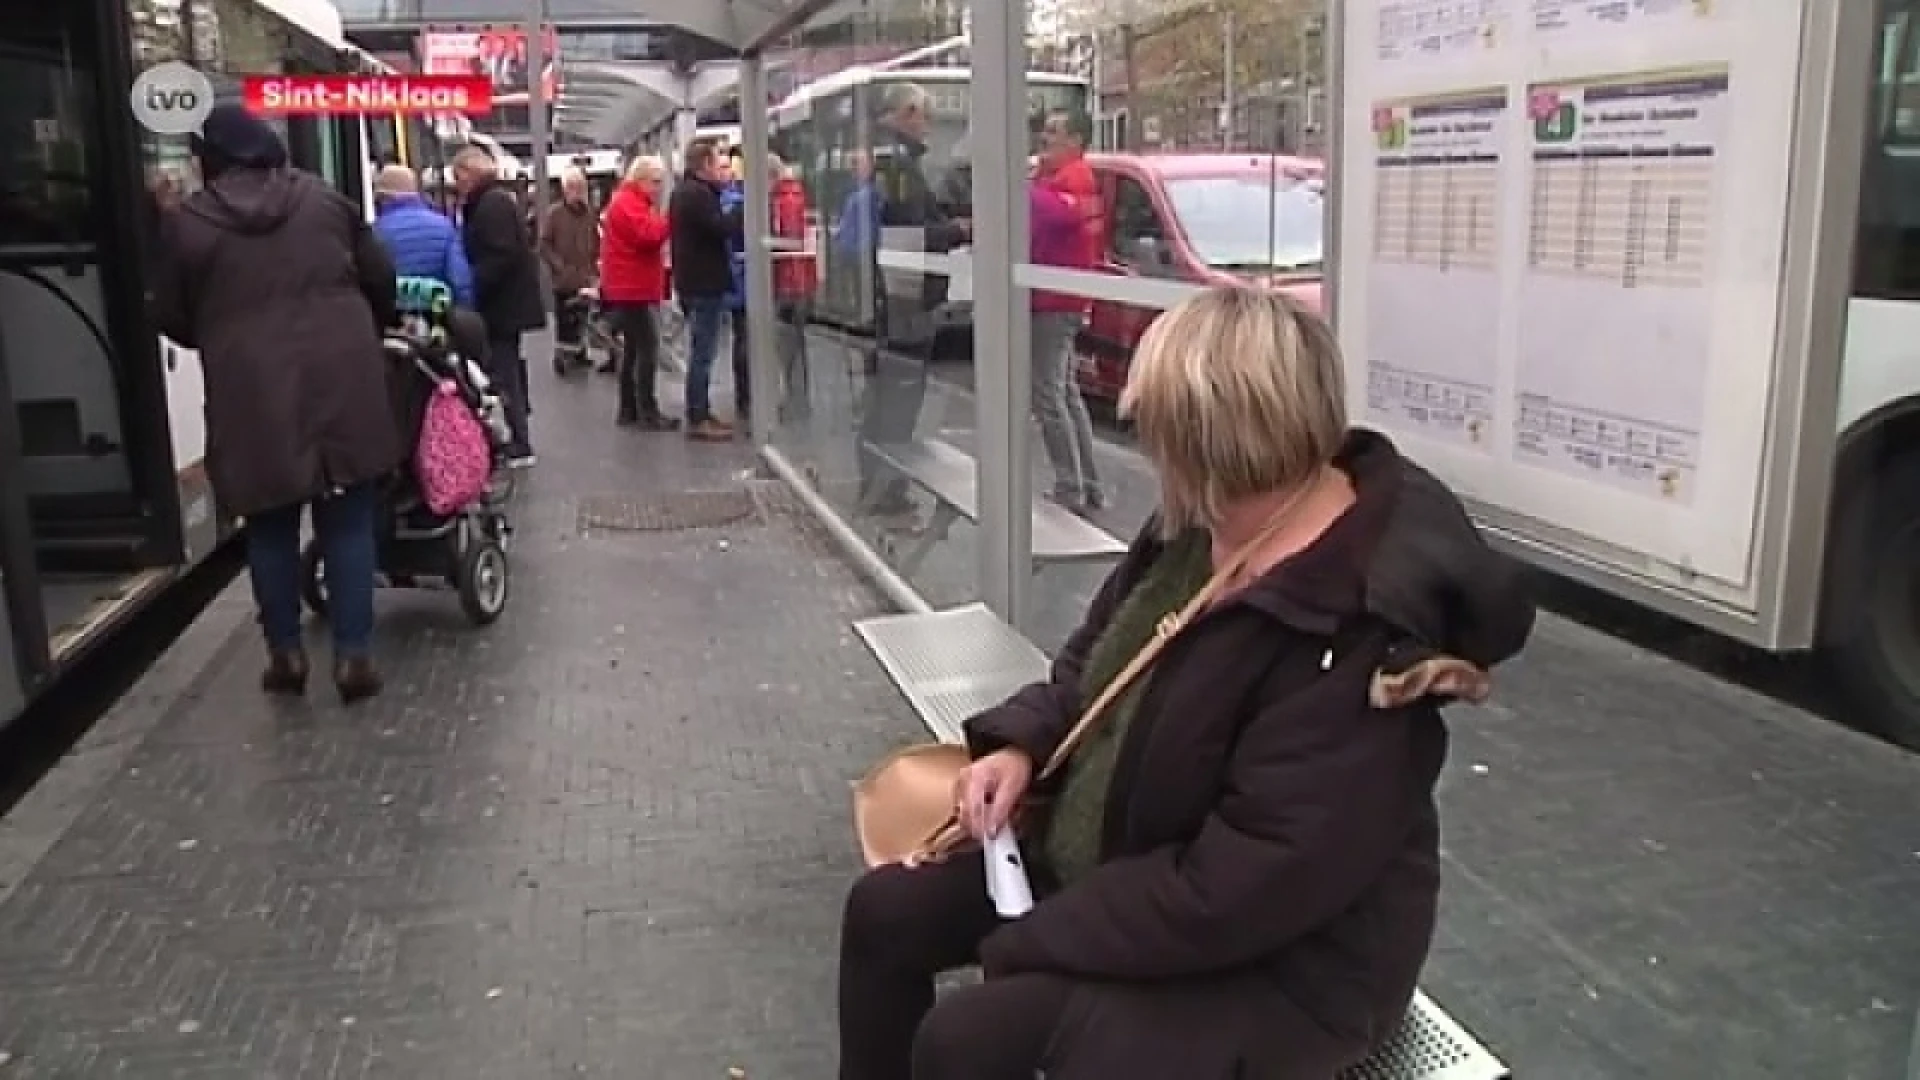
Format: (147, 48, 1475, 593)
(300, 277, 516, 626)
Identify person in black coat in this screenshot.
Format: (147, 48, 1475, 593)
(452, 146, 545, 466)
(151, 104, 400, 703)
(668, 139, 746, 441)
(859, 83, 971, 511)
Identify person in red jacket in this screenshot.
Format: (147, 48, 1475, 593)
(769, 156, 819, 420)
(599, 155, 678, 430)
(1034, 110, 1106, 513)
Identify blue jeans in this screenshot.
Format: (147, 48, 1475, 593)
(246, 482, 378, 657)
(682, 294, 727, 422)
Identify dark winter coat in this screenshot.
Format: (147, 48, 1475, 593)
(152, 167, 402, 519)
(964, 429, 1535, 1079)
(460, 178, 546, 338)
(667, 172, 743, 299)
(872, 122, 968, 347)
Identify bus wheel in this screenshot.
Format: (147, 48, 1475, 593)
(1823, 452, 1920, 750)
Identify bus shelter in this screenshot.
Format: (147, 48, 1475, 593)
(636, 0, 1315, 640)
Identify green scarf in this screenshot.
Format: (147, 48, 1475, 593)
(1043, 530, 1212, 885)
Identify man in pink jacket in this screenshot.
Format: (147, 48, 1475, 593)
(1029, 111, 1104, 515)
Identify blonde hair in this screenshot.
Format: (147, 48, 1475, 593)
(624, 154, 665, 184)
(1119, 286, 1348, 536)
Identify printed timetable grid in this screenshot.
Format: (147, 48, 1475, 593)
(1527, 147, 1713, 288)
(1373, 154, 1502, 270)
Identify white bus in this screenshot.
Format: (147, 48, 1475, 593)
(770, 65, 1093, 334)
(0, 0, 398, 724)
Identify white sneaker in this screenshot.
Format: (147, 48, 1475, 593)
(507, 454, 537, 469)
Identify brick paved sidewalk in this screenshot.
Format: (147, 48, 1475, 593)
(0, 338, 915, 1078)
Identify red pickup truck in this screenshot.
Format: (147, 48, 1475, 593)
(1070, 152, 1325, 401)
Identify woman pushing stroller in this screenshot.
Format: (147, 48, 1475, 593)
(152, 105, 398, 703)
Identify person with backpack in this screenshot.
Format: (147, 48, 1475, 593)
(371, 164, 475, 309)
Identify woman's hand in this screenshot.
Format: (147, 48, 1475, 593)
(953, 748, 1034, 842)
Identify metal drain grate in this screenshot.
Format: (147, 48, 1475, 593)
(577, 490, 759, 532)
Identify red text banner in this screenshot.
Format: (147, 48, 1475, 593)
(242, 76, 494, 116)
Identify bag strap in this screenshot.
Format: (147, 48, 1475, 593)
(1034, 471, 1328, 782)
(912, 471, 1330, 862)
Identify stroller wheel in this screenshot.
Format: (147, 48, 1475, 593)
(301, 543, 329, 619)
(456, 540, 509, 625)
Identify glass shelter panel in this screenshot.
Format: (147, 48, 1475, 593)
(765, 0, 986, 613)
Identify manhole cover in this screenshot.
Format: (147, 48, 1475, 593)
(577, 490, 759, 532)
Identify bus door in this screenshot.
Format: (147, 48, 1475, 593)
(0, 0, 197, 692)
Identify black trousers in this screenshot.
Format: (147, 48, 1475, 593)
(552, 291, 587, 351)
(728, 306, 751, 419)
(486, 332, 531, 455)
(611, 304, 663, 420)
(855, 341, 931, 506)
(838, 851, 1070, 1080)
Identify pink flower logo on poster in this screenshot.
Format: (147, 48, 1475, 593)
(1528, 89, 1563, 121)
(1371, 106, 1397, 133)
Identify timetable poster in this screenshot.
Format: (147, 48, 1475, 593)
(1376, 0, 1509, 69)
(1513, 69, 1727, 503)
(1531, 0, 1716, 40)
(1365, 89, 1509, 451)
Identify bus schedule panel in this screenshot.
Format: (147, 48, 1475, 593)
(1330, 0, 1812, 608)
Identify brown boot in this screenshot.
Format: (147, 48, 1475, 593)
(262, 648, 309, 695)
(686, 418, 732, 442)
(333, 655, 383, 705)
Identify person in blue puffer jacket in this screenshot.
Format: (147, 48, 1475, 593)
(721, 147, 752, 420)
(371, 164, 475, 309)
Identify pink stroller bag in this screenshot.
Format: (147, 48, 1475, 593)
(415, 380, 492, 516)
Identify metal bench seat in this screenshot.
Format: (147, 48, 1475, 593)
(852, 605, 1511, 1080)
(859, 438, 1127, 576)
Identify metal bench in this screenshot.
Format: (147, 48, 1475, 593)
(858, 438, 1127, 577)
(852, 604, 1511, 1080)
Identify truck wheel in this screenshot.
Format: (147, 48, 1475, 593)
(1823, 451, 1920, 750)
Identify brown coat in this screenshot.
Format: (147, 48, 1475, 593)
(153, 168, 401, 517)
(541, 198, 600, 294)
(965, 429, 1535, 1079)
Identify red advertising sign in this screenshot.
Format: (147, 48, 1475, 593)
(242, 75, 494, 116)
(419, 27, 560, 104)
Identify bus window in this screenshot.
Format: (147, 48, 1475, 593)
(0, 3, 138, 510)
(366, 114, 402, 167)
(1854, 0, 1920, 300)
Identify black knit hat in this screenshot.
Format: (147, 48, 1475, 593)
(189, 103, 287, 177)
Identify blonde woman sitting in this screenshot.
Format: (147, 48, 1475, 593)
(836, 286, 1535, 1080)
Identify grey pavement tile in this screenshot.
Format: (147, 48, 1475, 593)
(0, 332, 915, 1078)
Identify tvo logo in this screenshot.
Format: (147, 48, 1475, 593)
(131, 61, 215, 136)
